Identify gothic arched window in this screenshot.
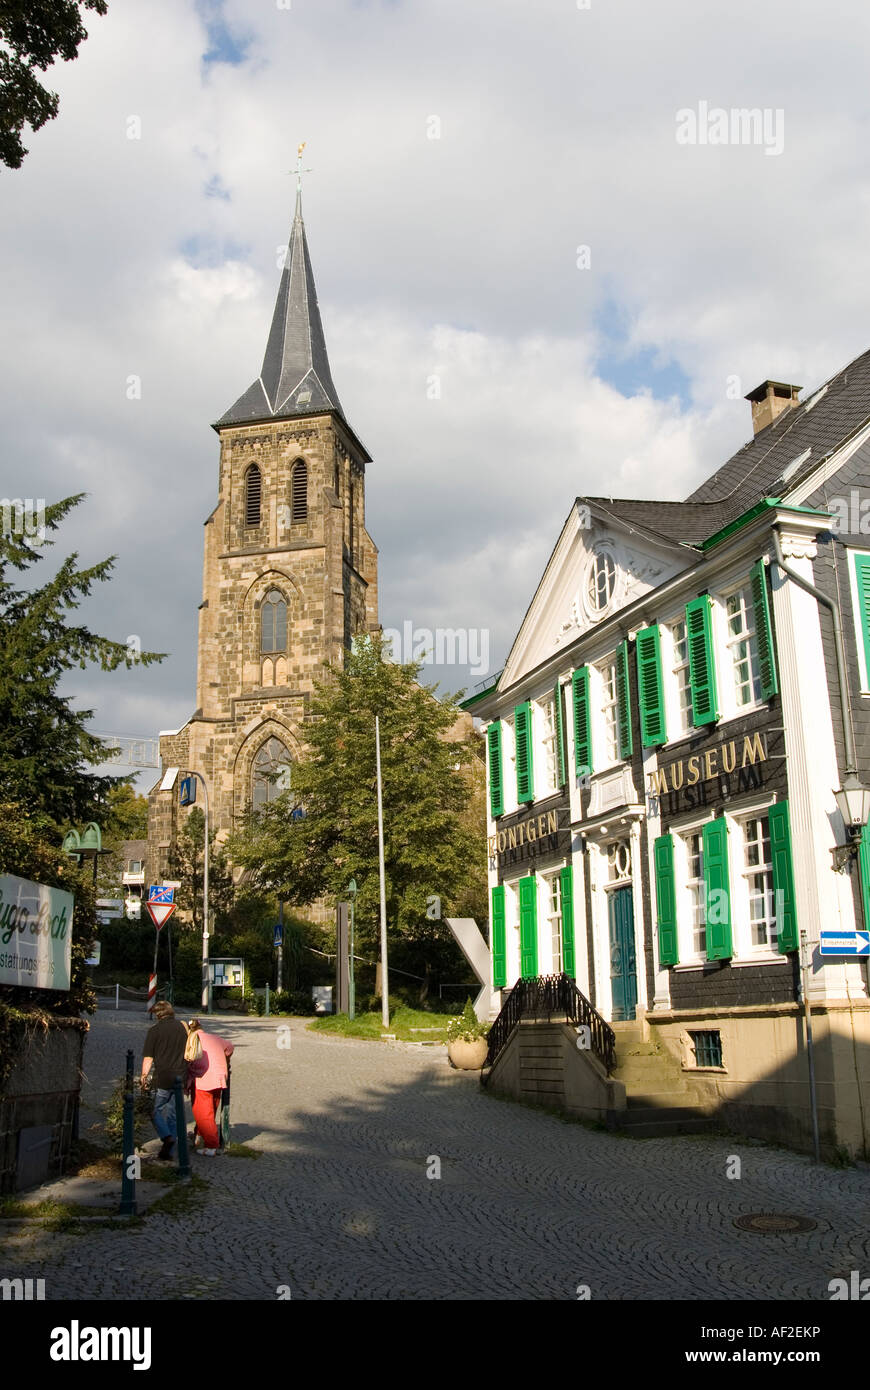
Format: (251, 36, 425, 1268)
(291, 460, 308, 523)
(252, 738, 292, 811)
(260, 589, 287, 653)
(245, 465, 261, 527)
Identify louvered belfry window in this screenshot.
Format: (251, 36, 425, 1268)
(245, 465, 261, 527)
(291, 460, 308, 523)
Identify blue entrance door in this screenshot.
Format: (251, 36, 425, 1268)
(608, 886, 637, 1022)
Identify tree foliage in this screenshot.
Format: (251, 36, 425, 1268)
(0, 0, 108, 169)
(0, 494, 163, 1016)
(166, 807, 234, 933)
(0, 493, 163, 831)
(231, 633, 487, 986)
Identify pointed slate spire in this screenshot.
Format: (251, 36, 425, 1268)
(216, 187, 344, 428)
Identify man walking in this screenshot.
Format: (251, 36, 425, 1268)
(141, 1001, 187, 1160)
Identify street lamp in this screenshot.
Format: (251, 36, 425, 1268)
(347, 877, 357, 1020)
(832, 775, 870, 872)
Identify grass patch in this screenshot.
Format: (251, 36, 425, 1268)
(222, 1142, 260, 1159)
(309, 1005, 452, 1043)
(148, 1174, 209, 1220)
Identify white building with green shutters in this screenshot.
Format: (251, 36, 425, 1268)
(466, 357, 870, 1157)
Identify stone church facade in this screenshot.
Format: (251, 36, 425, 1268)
(148, 187, 379, 879)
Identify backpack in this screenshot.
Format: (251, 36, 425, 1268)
(184, 1027, 203, 1063)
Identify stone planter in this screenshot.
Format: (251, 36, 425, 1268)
(447, 1037, 489, 1070)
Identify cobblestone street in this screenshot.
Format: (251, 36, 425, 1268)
(2, 1008, 869, 1301)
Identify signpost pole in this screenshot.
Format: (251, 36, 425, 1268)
(277, 900, 284, 995)
(799, 928, 821, 1164)
(375, 716, 390, 1030)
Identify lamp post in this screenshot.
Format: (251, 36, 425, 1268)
(179, 771, 211, 1014)
(375, 715, 390, 1030)
(347, 878, 357, 1021)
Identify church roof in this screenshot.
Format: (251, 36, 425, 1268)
(215, 189, 346, 430)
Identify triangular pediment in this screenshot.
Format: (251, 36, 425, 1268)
(500, 502, 693, 689)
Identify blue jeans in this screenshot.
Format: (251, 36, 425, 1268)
(153, 1088, 178, 1141)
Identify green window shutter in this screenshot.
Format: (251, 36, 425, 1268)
(768, 800, 798, 952)
(686, 595, 719, 725)
(616, 640, 633, 759)
(518, 874, 538, 979)
(554, 682, 567, 788)
(491, 884, 507, 988)
(514, 702, 534, 804)
(571, 667, 592, 778)
(858, 822, 870, 933)
(560, 865, 576, 978)
(703, 817, 733, 959)
(635, 625, 667, 747)
(855, 554, 870, 684)
(487, 721, 504, 819)
(654, 834, 679, 966)
(750, 559, 778, 700)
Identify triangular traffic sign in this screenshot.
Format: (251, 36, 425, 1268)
(145, 900, 176, 930)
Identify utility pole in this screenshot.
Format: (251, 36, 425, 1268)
(375, 716, 389, 1030)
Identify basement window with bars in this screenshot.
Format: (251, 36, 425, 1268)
(689, 1030, 723, 1068)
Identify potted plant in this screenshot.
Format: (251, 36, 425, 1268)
(446, 999, 490, 1070)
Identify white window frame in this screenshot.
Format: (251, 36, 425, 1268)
(715, 581, 764, 720)
(503, 716, 518, 816)
(534, 692, 560, 800)
(664, 615, 694, 743)
(729, 805, 780, 963)
(543, 869, 564, 974)
(594, 657, 620, 769)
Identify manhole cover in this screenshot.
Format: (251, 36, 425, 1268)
(734, 1213, 817, 1234)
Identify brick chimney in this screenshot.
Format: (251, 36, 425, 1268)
(745, 379, 802, 436)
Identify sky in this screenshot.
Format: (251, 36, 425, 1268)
(6, 0, 870, 788)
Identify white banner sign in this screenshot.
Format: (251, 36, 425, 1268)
(0, 873, 74, 991)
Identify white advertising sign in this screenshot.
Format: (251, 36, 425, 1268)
(0, 873, 74, 991)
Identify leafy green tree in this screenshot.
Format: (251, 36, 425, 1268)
(0, 494, 163, 830)
(0, 493, 162, 1017)
(167, 807, 234, 933)
(231, 632, 487, 993)
(0, 0, 108, 169)
(96, 782, 150, 897)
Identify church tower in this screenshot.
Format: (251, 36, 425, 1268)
(149, 181, 379, 874)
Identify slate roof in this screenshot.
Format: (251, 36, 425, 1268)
(584, 497, 729, 547)
(216, 190, 345, 430)
(685, 346, 870, 519)
(586, 345, 870, 547)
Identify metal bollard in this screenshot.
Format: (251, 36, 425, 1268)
(173, 1075, 191, 1179)
(265, 983, 270, 1016)
(119, 1049, 137, 1216)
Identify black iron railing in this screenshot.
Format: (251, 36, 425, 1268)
(481, 973, 616, 1081)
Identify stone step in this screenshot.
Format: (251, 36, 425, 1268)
(616, 1113, 717, 1139)
(626, 1088, 707, 1109)
(612, 1053, 675, 1075)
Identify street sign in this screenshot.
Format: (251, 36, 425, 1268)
(145, 900, 176, 930)
(179, 775, 196, 806)
(820, 930, 870, 957)
(273, 923, 283, 947)
(148, 885, 174, 904)
(96, 898, 124, 921)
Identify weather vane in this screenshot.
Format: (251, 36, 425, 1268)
(288, 141, 312, 195)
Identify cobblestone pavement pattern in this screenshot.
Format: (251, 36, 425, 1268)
(2, 1009, 868, 1300)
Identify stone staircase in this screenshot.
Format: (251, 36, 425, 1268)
(610, 1021, 717, 1138)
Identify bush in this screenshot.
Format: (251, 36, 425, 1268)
(103, 1075, 154, 1149)
(445, 998, 490, 1044)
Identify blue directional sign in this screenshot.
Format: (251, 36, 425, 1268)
(820, 930, 870, 957)
(148, 885, 175, 905)
(179, 775, 196, 807)
(273, 923, 283, 947)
